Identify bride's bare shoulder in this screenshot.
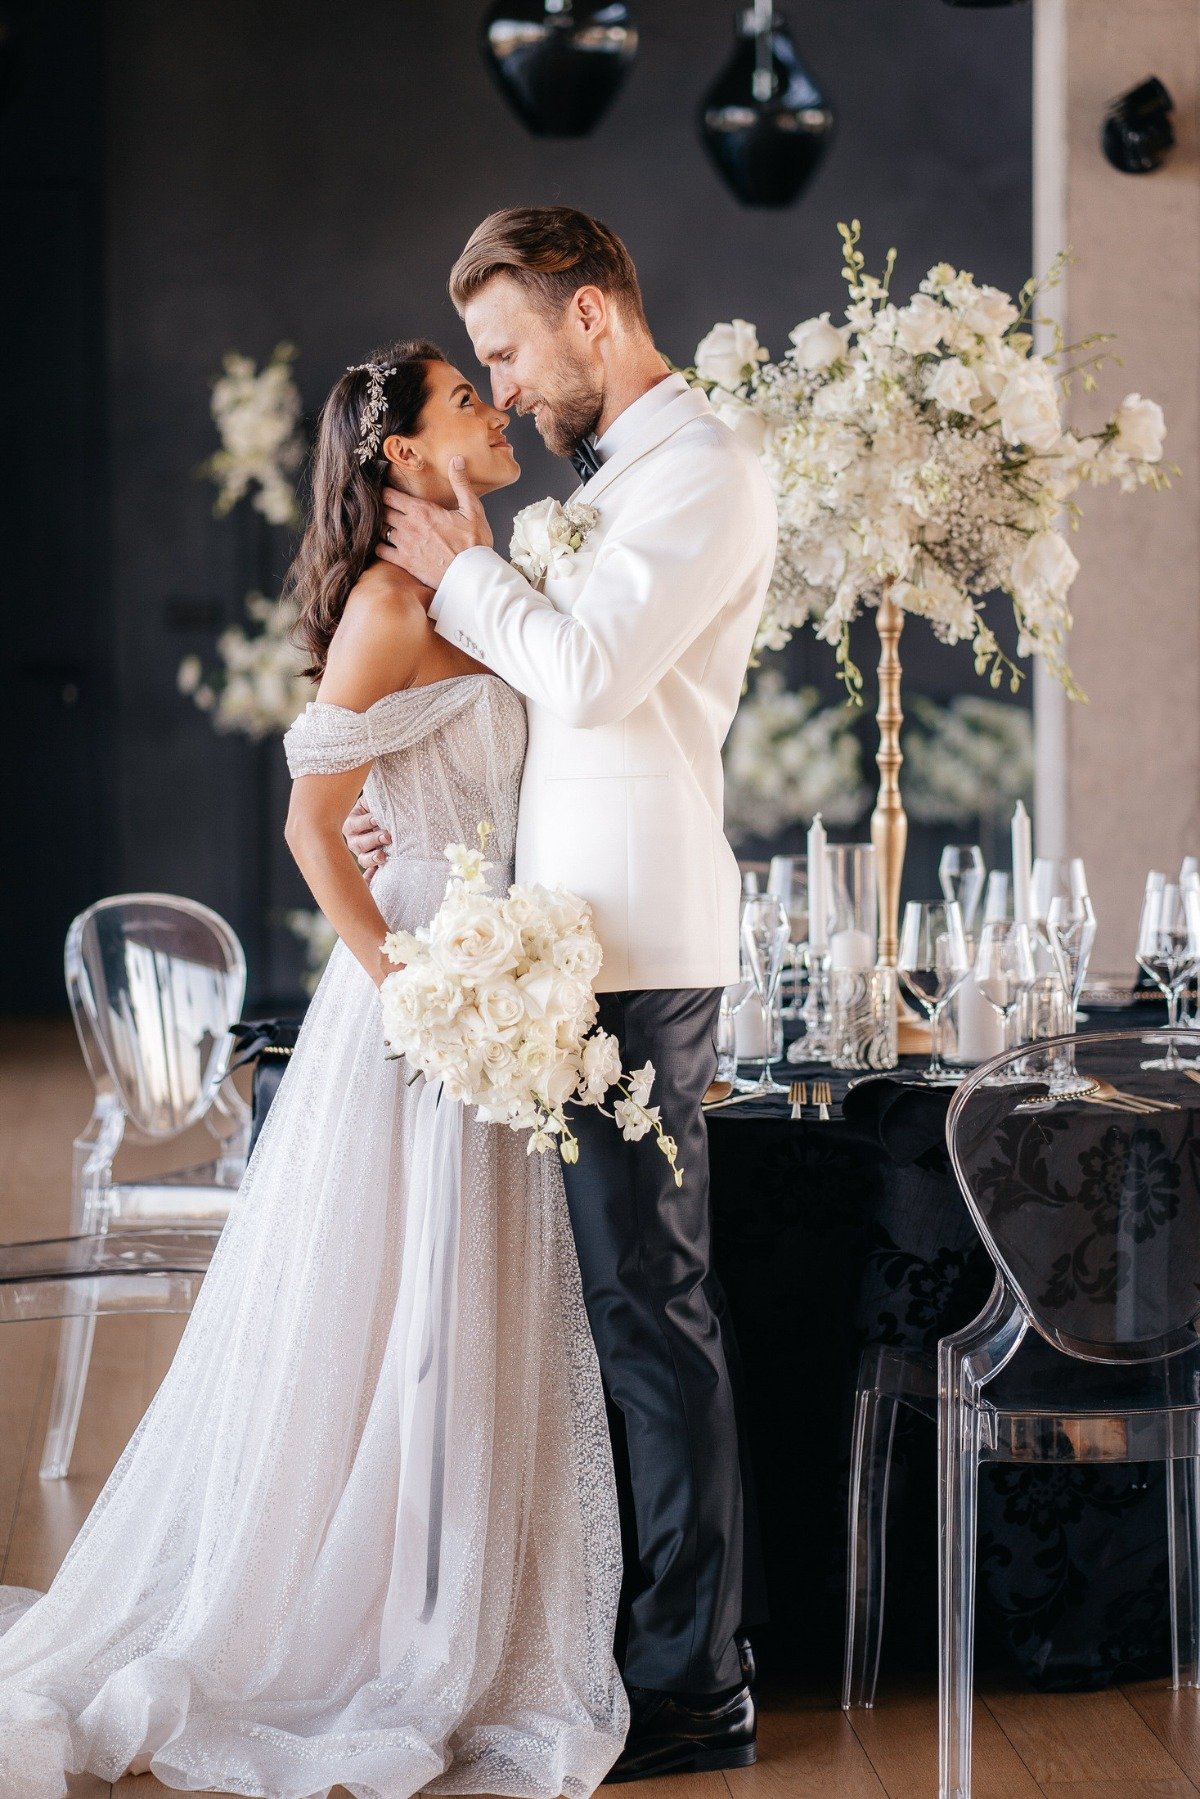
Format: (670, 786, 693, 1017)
(321, 564, 432, 708)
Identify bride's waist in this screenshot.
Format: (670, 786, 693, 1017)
(372, 852, 513, 931)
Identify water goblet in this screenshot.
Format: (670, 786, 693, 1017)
(740, 894, 791, 1096)
(974, 919, 1038, 1081)
(896, 901, 970, 1086)
(1137, 881, 1200, 1070)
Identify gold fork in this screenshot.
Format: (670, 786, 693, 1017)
(1081, 1080, 1179, 1115)
(788, 1080, 807, 1121)
(814, 1079, 833, 1122)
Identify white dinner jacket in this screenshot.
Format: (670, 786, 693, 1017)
(429, 378, 778, 991)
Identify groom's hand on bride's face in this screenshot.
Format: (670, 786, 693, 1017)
(376, 456, 492, 598)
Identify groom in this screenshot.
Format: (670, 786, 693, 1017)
(358, 206, 776, 1780)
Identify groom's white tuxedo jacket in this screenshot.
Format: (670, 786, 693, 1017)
(429, 374, 778, 992)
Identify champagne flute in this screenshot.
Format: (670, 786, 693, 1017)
(768, 855, 809, 1022)
(938, 845, 986, 935)
(974, 919, 1037, 1080)
(740, 894, 791, 1096)
(897, 901, 970, 1086)
(1137, 882, 1200, 1070)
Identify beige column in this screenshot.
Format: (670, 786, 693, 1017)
(1034, 0, 1200, 971)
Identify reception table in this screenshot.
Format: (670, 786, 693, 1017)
(705, 1014, 1176, 1692)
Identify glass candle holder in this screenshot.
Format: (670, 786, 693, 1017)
(830, 966, 899, 1071)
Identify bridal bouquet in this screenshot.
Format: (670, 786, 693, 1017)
(691, 222, 1169, 696)
(379, 826, 682, 1182)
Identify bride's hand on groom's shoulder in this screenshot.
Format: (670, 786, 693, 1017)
(377, 457, 493, 596)
(344, 798, 389, 884)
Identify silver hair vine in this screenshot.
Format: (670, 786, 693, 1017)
(347, 361, 396, 464)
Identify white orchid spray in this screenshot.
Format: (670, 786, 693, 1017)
(199, 343, 305, 527)
(379, 824, 683, 1183)
(177, 591, 311, 739)
(722, 669, 868, 843)
(689, 222, 1170, 698)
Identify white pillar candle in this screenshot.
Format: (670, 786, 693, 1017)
(1012, 801, 1033, 926)
(808, 813, 829, 954)
(830, 927, 874, 972)
(956, 966, 1007, 1064)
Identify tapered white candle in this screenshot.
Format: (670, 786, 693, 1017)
(1011, 802, 1033, 925)
(1070, 857, 1089, 903)
(808, 813, 829, 954)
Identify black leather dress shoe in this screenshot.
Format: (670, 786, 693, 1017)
(737, 1631, 756, 1689)
(603, 1683, 756, 1783)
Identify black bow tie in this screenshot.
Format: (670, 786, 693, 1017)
(570, 437, 602, 483)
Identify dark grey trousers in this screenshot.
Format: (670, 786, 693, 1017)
(560, 985, 750, 1694)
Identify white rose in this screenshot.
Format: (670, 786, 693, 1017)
(1011, 531, 1080, 606)
(475, 979, 527, 1041)
(894, 294, 945, 356)
(509, 497, 559, 582)
(962, 284, 1019, 338)
(924, 358, 982, 414)
(997, 365, 1062, 454)
(479, 1038, 520, 1090)
(694, 320, 767, 390)
(708, 390, 768, 453)
(430, 897, 521, 983)
(1112, 393, 1165, 464)
(788, 312, 850, 372)
(536, 1053, 582, 1111)
(552, 929, 604, 984)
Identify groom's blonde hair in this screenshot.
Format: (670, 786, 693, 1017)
(449, 206, 648, 329)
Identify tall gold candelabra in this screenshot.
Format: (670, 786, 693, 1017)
(870, 582, 907, 967)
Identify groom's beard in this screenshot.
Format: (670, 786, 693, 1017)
(528, 365, 604, 460)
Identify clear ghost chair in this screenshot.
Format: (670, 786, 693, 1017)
(842, 1029, 1200, 1799)
(45, 893, 250, 1478)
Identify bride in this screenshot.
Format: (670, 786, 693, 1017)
(0, 340, 629, 1799)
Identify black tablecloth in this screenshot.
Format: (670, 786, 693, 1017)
(706, 1017, 1176, 1691)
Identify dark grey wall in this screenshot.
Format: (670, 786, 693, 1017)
(8, 0, 1033, 1008)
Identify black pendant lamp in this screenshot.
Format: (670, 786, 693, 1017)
(700, 3, 834, 208)
(480, 1, 638, 138)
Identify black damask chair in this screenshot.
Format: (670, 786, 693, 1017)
(841, 1029, 1200, 1799)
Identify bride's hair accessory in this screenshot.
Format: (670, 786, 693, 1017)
(347, 361, 396, 464)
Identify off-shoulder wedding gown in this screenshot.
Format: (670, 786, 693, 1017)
(0, 672, 628, 1799)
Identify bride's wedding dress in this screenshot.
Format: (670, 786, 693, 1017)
(0, 672, 628, 1799)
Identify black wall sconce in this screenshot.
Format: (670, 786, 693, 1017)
(1102, 77, 1175, 174)
(480, 1, 638, 138)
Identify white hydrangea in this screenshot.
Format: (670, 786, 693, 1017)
(199, 344, 304, 526)
(178, 591, 311, 739)
(687, 223, 1171, 697)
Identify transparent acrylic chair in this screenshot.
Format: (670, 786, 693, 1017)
(47, 893, 250, 1478)
(842, 1029, 1200, 1799)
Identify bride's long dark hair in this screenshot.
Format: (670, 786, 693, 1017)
(285, 338, 445, 679)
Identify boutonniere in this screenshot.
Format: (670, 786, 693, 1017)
(509, 497, 600, 587)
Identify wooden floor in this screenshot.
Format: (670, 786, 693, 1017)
(5, 1020, 1200, 1798)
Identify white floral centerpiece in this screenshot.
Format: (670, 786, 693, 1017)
(178, 591, 311, 739)
(380, 826, 681, 1179)
(199, 343, 305, 527)
(691, 222, 1170, 696)
(723, 670, 868, 843)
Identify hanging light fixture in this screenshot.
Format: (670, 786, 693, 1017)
(700, 3, 834, 208)
(480, 1, 638, 138)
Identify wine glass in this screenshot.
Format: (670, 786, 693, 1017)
(897, 901, 970, 1085)
(740, 894, 791, 1096)
(768, 855, 808, 1022)
(1046, 892, 1097, 1022)
(974, 920, 1037, 1080)
(1136, 882, 1200, 1070)
(939, 846, 986, 935)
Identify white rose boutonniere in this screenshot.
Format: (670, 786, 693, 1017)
(509, 496, 600, 587)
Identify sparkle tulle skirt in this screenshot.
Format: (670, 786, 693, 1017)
(0, 882, 627, 1799)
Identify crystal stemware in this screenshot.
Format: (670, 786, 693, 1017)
(974, 919, 1037, 1081)
(740, 893, 791, 1096)
(768, 854, 808, 1023)
(939, 846, 986, 936)
(897, 901, 970, 1086)
(1137, 881, 1200, 1070)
